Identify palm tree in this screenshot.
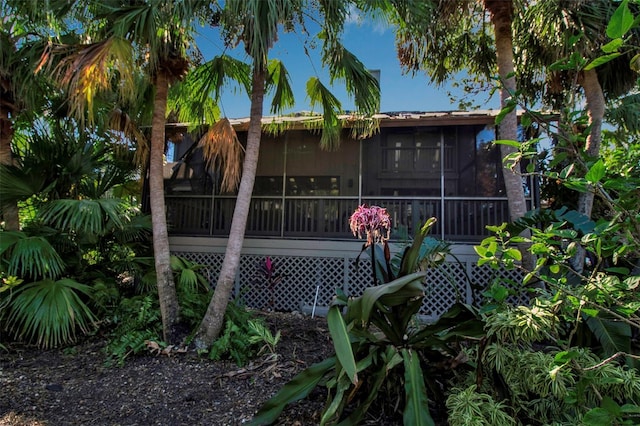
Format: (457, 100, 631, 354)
(515, 0, 639, 270)
(517, 0, 639, 219)
(193, 0, 380, 347)
(50, 0, 209, 344)
(389, 0, 531, 266)
(0, 1, 65, 230)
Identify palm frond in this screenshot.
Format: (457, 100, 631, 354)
(169, 54, 251, 126)
(53, 36, 137, 125)
(6, 278, 96, 348)
(108, 109, 149, 168)
(306, 77, 342, 150)
(0, 165, 45, 204)
(111, 214, 152, 244)
(197, 118, 244, 193)
(322, 42, 380, 116)
(39, 199, 127, 235)
(0, 231, 66, 280)
(267, 59, 295, 114)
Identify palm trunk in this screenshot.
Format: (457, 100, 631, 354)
(487, 0, 534, 271)
(578, 68, 605, 219)
(194, 65, 266, 349)
(0, 107, 19, 231)
(149, 70, 180, 344)
(571, 68, 605, 272)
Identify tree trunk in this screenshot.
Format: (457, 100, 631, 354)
(149, 70, 180, 344)
(578, 68, 605, 219)
(194, 65, 266, 349)
(486, 0, 534, 271)
(571, 68, 605, 272)
(0, 107, 20, 231)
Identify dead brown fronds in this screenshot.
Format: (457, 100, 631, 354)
(198, 118, 244, 193)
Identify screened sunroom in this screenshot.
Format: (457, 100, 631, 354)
(162, 110, 535, 242)
(159, 111, 535, 318)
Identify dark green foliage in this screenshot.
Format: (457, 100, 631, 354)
(251, 219, 485, 425)
(206, 301, 280, 366)
(104, 295, 162, 367)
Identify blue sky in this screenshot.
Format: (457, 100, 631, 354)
(195, 17, 500, 119)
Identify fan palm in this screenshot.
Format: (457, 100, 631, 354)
(47, 0, 211, 344)
(0, 0, 68, 230)
(193, 0, 381, 347)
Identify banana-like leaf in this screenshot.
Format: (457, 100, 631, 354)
(321, 373, 352, 426)
(359, 271, 427, 323)
(249, 357, 336, 426)
(402, 348, 435, 426)
(338, 346, 402, 426)
(586, 316, 631, 357)
(328, 306, 358, 385)
(399, 218, 437, 276)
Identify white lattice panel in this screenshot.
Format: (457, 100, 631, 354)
(171, 249, 527, 320)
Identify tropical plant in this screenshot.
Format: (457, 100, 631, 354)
(252, 256, 285, 310)
(43, 0, 213, 345)
(0, 0, 69, 230)
(250, 209, 484, 425)
(193, 0, 380, 348)
(0, 117, 152, 349)
(206, 300, 281, 367)
(389, 0, 531, 265)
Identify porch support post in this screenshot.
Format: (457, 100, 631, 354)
(440, 129, 445, 239)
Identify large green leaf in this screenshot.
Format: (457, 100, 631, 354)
(6, 278, 96, 348)
(399, 218, 437, 276)
(338, 346, 402, 426)
(1, 232, 66, 280)
(586, 316, 631, 357)
(359, 271, 427, 323)
(402, 348, 434, 426)
(328, 306, 358, 385)
(40, 198, 126, 235)
(249, 357, 336, 426)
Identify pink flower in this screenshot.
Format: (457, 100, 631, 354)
(349, 204, 391, 246)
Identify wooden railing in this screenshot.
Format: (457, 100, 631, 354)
(164, 195, 513, 242)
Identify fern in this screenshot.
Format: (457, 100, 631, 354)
(104, 295, 162, 366)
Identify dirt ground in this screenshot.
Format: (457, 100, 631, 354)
(0, 311, 346, 426)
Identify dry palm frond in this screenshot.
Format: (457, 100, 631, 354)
(198, 118, 243, 193)
(53, 37, 136, 126)
(108, 109, 149, 168)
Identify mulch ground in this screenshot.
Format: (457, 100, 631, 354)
(0, 311, 350, 426)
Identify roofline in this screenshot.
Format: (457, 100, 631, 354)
(164, 109, 558, 132)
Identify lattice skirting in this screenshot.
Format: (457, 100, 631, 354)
(172, 247, 526, 321)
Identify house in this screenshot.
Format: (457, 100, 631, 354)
(160, 110, 535, 319)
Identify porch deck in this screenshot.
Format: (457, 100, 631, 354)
(166, 195, 511, 242)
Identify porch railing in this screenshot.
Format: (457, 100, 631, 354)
(165, 194, 515, 242)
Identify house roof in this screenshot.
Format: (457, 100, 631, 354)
(165, 109, 556, 133)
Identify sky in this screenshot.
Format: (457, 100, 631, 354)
(194, 15, 500, 119)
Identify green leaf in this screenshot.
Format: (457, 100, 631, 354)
(248, 357, 336, 425)
(607, 0, 634, 39)
(493, 139, 520, 148)
(495, 102, 516, 125)
(554, 350, 579, 365)
(601, 38, 624, 53)
(359, 271, 427, 323)
(399, 218, 437, 276)
(327, 306, 358, 385)
(586, 316, 631, 356)
(585, 53, 622, 70)
(401, 349, 434, 426)
(585, 159, 606, 183)
(583, 408, 613, 426)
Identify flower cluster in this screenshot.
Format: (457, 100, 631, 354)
(349, 204, 391, 246)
